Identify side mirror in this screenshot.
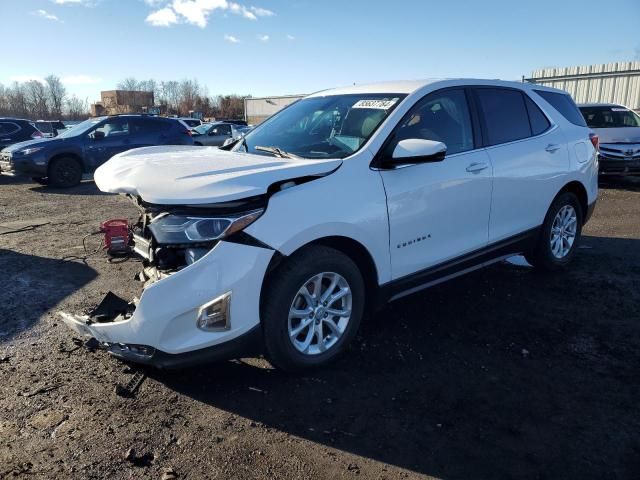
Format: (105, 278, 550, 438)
(391, 139, 446, 165)
(91, 130, 105, 140)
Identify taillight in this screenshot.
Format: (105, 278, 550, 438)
(31, 131, 43, 139)
(183, 129, 192, 136)
(589, 133, 599, 151)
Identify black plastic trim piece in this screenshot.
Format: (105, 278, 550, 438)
(224, 231, 275, 250)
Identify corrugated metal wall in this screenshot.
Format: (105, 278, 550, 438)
(244, 95, 306, 124)
(528, 61, 640, 110)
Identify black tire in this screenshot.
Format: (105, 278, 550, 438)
(261, 245, 365, 372)
(31, 177, 48, 185)
(48, 157, 82, 188)
(194, 142, 203, 146)
(525, 192, 583, 271)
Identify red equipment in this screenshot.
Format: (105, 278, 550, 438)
(100, 219, 130, 254)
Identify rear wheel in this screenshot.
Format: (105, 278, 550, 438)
(262, 246, 365, 372)
(48, 157, 82, 188)
(525, 192, 583, 270)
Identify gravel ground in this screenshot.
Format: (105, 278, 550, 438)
(0, 175, 639, 479)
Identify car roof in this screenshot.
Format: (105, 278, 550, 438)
(307, 79, 569, 97)
(577, 102, 626, 108)
(0, 117, 33, 122)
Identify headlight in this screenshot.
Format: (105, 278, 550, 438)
(148, 209, 263, 245)
(17, 146, 44, 156)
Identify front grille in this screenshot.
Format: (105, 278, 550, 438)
(599, 145, 640, 161)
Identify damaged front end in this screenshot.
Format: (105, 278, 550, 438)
(59, 193, 273, 367)
(127, 193, 267, 284)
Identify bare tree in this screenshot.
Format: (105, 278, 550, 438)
(6, 82, 28, 118)
(24, 80, 49, 119)
(45, 75, 66, 119)
(117, 77, 140, 91)
(66, 95, 88, 120)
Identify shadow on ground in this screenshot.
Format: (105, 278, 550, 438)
(599, 175, 640, 192)
(0, 249, 97, 341)
(156, 236, 640, 479)
(29, 180, 111, 196)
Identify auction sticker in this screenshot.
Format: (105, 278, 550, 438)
(352, 98, 399, 109)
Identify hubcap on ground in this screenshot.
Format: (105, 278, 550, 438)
(288, 272, 352, 356)
(550, 205, 577, 259)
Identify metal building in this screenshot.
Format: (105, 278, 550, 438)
(244, 94, 306, 125)
(526, 61, 640, 110)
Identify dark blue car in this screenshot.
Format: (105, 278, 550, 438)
(0, 115, 194, 187)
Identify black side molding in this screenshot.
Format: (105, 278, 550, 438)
(379, 227, 540, 303)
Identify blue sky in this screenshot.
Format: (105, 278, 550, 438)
(1, 0, 639, 102)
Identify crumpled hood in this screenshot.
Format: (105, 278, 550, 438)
(94, 145, 343, 204)
(3, 137, 60, 153)
(592, 127, 640, 144)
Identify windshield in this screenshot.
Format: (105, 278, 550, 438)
(193, 123, 212, 135)
(580, 106, 640, 128)
(57, 118, 103, 138)
(182, 119, 200, 127)
(234, 93, 406, 159)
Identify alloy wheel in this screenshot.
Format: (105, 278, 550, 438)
(288, 272, 352, 356)
(550, 205, 577, 258)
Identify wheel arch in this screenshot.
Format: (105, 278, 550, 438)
(557, 180, 588, 218)
(260, 235, 381, 317)
(48, 152, 86, 173)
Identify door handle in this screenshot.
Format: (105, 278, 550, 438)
(466, 162, 489, 173)
(545, 143, 561, 153)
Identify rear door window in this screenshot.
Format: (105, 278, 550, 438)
(476, 88, 531, 145)
(524, 95, 551, 135)
(0, 122, 20, 135)
(534, 90, 587, 127)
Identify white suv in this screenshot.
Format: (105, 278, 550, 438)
(61, 79, 598, 371)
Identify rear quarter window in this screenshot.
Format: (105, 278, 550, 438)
(524, 95, 551, 135)
(534, 90, 587, 127)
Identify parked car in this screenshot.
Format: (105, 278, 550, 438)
(0, 115, 194, 187)
(35, 120, 67, 138)
(0, 118, 44, 149)
(578, 103, 640, 175)
(59, 79, 598, 371)
(191, 122, 249, 146)
(179, 118, 203, 129)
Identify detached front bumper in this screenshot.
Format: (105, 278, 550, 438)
(60, 240, 274, 368)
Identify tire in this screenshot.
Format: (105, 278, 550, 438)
(194, 142, 203, 146)
(31, 177, 48, 185)
(525, 192, 583, 271)
(48, 157, 82, 188)
(261, 245, 365, 372)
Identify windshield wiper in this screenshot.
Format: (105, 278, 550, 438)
(254, 145, 300, 159)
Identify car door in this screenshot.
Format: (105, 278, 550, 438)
(84, 118, 132, 169)
(206, 124, 232, 146)
(473, 87, 570, 243)
(377, 88, 493, 280)
(0, 122, 21, 149)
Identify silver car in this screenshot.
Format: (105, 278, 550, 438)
(192, 122, 250, 147)
(579, 103, 640, 176)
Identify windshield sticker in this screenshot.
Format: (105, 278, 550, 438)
(352, 98, 399, 110)
(611, 108, 628, 112)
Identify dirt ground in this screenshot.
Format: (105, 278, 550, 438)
(0, 175, 639, 480)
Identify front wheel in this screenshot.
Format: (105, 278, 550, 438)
(48, 157, 82, 188)
(261, 246, 365, 372)
(525, 192, 583, 270)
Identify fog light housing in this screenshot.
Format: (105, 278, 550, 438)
(197, 292, 231, 331)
